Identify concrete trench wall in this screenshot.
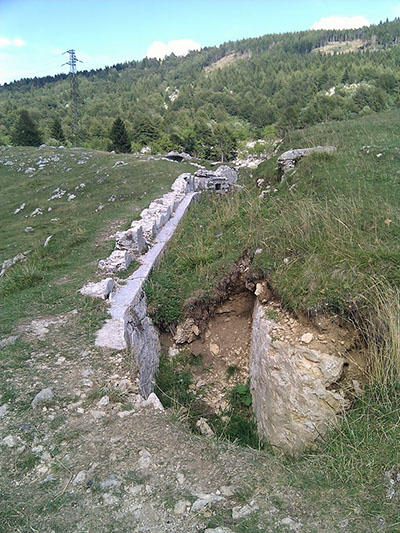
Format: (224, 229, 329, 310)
(88, 165, 238, 398)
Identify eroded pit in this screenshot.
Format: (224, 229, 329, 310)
(157, 285, 367, 450)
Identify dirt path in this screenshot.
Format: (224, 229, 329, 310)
(0, 309, 384, 532)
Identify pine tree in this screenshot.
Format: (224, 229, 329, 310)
(11, 110, 42, 147)
(110, 117, 131, 153)
(50, 117, 66, 143)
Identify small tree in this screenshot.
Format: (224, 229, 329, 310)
(50, 117, 66, 143)
(11, 110, 42, 147)
(110, 117, 131, 153)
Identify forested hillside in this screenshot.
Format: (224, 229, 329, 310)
(2, 18, 400, 158)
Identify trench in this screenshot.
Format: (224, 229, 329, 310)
(155, 281, 367, 451)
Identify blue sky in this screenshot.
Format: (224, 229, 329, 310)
(1, 0, 400, 84)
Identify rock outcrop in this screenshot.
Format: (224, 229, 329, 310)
(277, 146, 336, 180)
(249, 300, 348, 454)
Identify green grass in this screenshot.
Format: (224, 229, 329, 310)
(146, 109, 400, 518)
(146, 109, 400, 326)
(0, 146, 195, 338)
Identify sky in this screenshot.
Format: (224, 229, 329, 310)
(1, 0, 400, 84)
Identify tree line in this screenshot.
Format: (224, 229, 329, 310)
(3, 18, 400, 160)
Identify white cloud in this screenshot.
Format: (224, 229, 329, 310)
(146, 39, 202, 59)
(0, 36, 26, 48)
(311, 16, 370, 30)
(0, 37, 11, 47)
(13, 37, 26, 47)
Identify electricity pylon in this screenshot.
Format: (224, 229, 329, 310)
(62, 49, 82, 140)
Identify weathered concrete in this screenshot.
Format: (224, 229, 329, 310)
(249, 300, 348, 454)
(95, 192, 198, 396)
(277, 146, 336, 179)
(79, 278, 114, 300)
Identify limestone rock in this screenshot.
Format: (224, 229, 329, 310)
(278, 146, 336, 180)
(79, 278, 114, 300)
(1, 252, 29, 277)
(138, 392, 164, 410)
(205, 529, 233, 533)
(115, 224, 146, 255)
(250, 300, 348, 454)
(191, 493, 225, 512)
(174, 500, 190, 515)
(196, 418, 214, 437)
(31, 387, 54, 409)
(174, 318, 200, 344)
(254, 281, 272, 303)
(98, 250, 131, 272)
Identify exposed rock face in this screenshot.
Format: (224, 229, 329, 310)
(249, 301, 348, 454)
(125, 291, 161, 399)
(79, 278, 114, 300)
(277, 146, 336, 180)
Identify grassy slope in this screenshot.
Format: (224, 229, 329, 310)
(145, 109, 400, 523)
(146, 109, 400, 323)
(0, 146, 195, 336)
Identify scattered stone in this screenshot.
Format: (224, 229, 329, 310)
(210, 343, 220, 355)
(138, 449, 152, 469)
(232, 503, 259, 520)
(204, 527, 233, 533)
(82, 379, 93, 387)
(30, 207, 43, 217)
(1, 435, 17, 448)
(99, 474, 121, 490)
(117, 410, 135, 418)
(300, 332, 314, 344)
(168, 346, 180, 358)
(31, 387, 54, 409)
(81, 369, 93, 377)
(13, 203, 26, 214)
(112, 160, 127, 168)
(176, 473, 185, 485)
(191, 493, 225, 512)
(1, 252, 30, 277)
(102, 493, 119, 505)
(279, 517, 302, 531)
(43, 235, 52, 247)
(174, 500, 190, 515)
(79, 278, 114, 300)
(0, 404, 7, 418)
(40, 474, 56, 484)
(139, 392, 164, 411)
(19, 423, 32, 432)
(97, 395, 110, 408)
(128, 484, 144, 496)
(255, 282, 272, 303)
(90, 410, 106, 420)
(174, 318, 200, 344)
(67, 193, 76, 201)
(196, 417, 214, 437)
(0, 335, 18, 348)
(24, 226, 34, 233)
(220, 486, 235, 497)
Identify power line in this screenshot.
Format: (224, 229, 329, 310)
(62, 50, 83, 140)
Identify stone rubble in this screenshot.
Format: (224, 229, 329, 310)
(0, 251, 30, 277)
(277, 146, 336, 180)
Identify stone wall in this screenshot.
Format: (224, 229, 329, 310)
(249, 300, 348, 454)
